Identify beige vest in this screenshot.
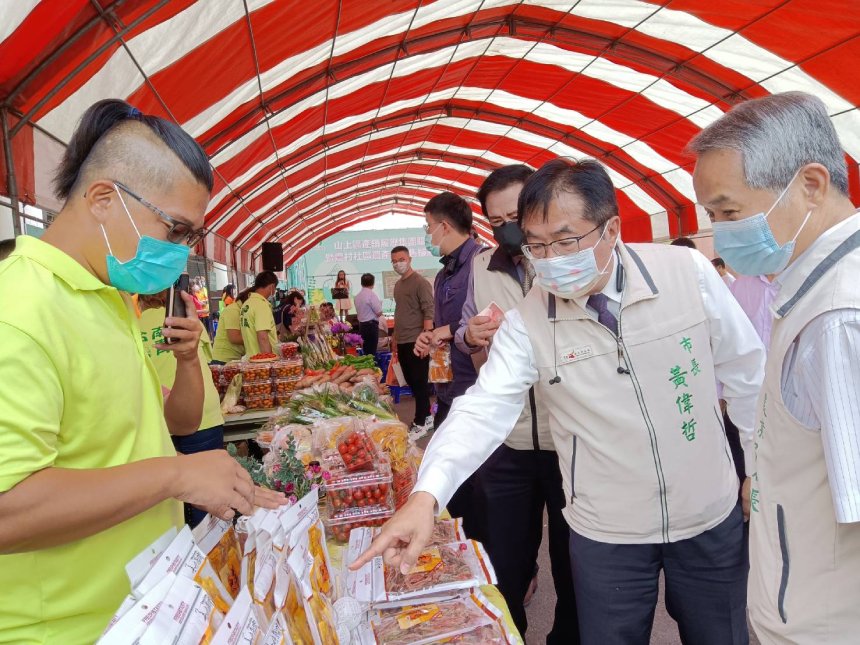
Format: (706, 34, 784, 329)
(517, 243, 738, 543)
(471, 249, 553, 451)
(748, 214, 860, 644)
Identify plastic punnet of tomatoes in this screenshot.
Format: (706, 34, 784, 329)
(244, 393, 275, 409)
(271, 358, 303, 379)
(222, 362, 241, 387)
(324, 506, 394, 544)
(326, 461, 394, 519)
(241, 381, 272, 399)
(336, 429, 378, 472)
(240, 362, 271, 383)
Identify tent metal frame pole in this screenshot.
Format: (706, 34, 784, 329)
(1, 108, 23, 237)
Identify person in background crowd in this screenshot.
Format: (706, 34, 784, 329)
(219, 283, 236, 312)
(137, 291, 225, 528)
(191, 279, 211, 336)
(730, 275, 778, 348)
(354, 272, 383, 357)
(711, 257, 736, 288)
(358, 158, 765, 645)
(0, 238, 14, 261)
(454, 164, 578, 644)
(414, 191, 484, 540)
(334, 269, 352, 320)
(691, 91, 860, 644)
(239, 270, 279, 355)
(276, 291, 305, 339)
(320, 301, 336, 323)
(0, 99, 285, 644)
(390, 245, 435, 437)
(211, 288, 248, 363)
(670, 236, 697, 248)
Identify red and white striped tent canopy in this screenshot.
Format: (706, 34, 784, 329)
(1, 1, 858, 270)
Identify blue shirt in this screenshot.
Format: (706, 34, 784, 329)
(354, 287, 382, 323)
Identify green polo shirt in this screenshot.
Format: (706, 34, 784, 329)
(0, 236, 180, 644)
(212, 300, 244, 362)
(239, 292, 277, 356)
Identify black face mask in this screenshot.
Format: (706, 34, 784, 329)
(492, 221, 525, 257)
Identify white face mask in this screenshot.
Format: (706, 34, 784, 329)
(532, 225, 613, 299)
(392, 260, 409, 275)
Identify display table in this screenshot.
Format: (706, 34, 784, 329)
(223, 408, 280, 443)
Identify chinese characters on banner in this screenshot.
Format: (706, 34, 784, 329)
(322, 235, 429, 264)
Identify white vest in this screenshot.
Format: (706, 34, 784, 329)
(748, 214, 860, 643)
(471, 249, 553, 451)
(517, 243, 738, 543)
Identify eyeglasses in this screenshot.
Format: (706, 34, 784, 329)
(113, 181, 208, 247)
(521, 222, 603, 259)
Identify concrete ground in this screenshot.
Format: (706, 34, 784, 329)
(393, 395, 760, 645)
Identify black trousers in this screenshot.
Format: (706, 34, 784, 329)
(724, 411, 746, 483)
(396, 342, 431, 425)
(358, 321, 379, 357)
(477, 445, 579, 644)
(570, 504, 749, 645)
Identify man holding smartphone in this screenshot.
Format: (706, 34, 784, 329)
(0, 100, 286, 645)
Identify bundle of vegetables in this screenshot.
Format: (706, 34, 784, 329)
(298, 332, 338, 370)
(292, 361, 381, 392)
(288, 383, 395, 423)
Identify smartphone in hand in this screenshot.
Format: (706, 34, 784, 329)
(164, 274, 190, 344)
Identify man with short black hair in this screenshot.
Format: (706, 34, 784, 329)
(454, 164, 578, 644)
(391, 245, 434, 435)
(354, 272, 382, 356)
(0, 238, 14, 261)
(711, 257, 736, 288)
(414, 190, 484, 540)
(359, 158, 765, 645)
(670, 236, 697, 248)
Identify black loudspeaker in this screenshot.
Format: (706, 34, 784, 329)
(261, 242, 284, 271)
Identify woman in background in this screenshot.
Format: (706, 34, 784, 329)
(334, 269, 352, 320)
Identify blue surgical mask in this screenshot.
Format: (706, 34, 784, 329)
(101, 185, 190, 294)
(532, 225, 612, 299)
(424, 222, 443, 257)
(712, 171, 812, 276)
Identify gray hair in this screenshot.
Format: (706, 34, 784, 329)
(689, 91, 849, 196)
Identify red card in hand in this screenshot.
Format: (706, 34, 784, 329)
(477, 301, 505, 324)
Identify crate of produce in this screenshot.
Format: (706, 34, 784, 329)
(242, 381, 272, 399)
(280, 342, 300, 359)
(324, 506, 393, 544)
(336, 428, 378, 473)
(273, 378, 301, 397)
(326, 461, 394, 520)
(270, 358, 303, 380)
(240, 362, 271, 383)
(208, 363, 223, 387)
(222, 362, 241, 387)
(244, 392, 276, 410)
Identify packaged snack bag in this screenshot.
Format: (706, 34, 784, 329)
(371, 592, 495, 645)
(428, 342, 453, 383)
(261, 613, 294, 645)
(98, 574, 175, 645)
(211, 587, 258, 645)
(348, 529, 497, 605)
(192, 515, 243, 599)
(138, 574, 222, 645)
(125, 526, 178, 589)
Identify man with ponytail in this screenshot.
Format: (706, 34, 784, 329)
(0, 99, 286, 644)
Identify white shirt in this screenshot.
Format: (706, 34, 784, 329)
(776, 215, 860, 523)
(416, 246, 764, 511)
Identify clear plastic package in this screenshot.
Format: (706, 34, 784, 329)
(325, 505, 394, 544)
(244, 392, 276, 409)
(242, 380, 273, 398)
(274, 377, 301, 397)
(240, 362, 271, 383)
(271, 358, 303, 379)
(326, 460, 394, 517)
(336, 427, 378, 473)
